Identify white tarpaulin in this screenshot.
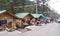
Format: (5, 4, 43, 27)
(7, 18, 13, 23)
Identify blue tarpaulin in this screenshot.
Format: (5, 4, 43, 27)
(1, 20, 7, 24)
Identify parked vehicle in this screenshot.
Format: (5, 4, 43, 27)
(57, 18, 60, 23)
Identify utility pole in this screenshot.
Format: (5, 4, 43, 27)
(35, 0, 38, 17)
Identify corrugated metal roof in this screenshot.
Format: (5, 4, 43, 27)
(15, 13, 29, 18)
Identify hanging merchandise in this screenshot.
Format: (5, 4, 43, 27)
(0, 20, 1, 26)
(12, 21, 16, 29)
(7, 18, 13, 23)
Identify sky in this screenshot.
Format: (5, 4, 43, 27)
(49, 0, 60, 14)
(30, 0, 34, 1)
(30, 0, 60, 14)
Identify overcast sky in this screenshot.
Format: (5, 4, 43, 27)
(30, 0, 60, 14)
(49, 0, 60, 14)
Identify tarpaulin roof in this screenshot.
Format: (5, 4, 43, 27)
(31, 14, 45, 18)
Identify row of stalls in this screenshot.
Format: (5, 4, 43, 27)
(0, 10, 45, 31)
(15, 13, 45, 26)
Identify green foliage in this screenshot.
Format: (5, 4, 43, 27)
(0, 0, 26, 12)
(0, 0, 51, 15)
(14, 8, 23, 13)
(24, 7, 35, 13)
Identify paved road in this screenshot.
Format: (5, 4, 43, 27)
(0, 22, 60, 36)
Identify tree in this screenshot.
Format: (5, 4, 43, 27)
(0, 0, 26, 13)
